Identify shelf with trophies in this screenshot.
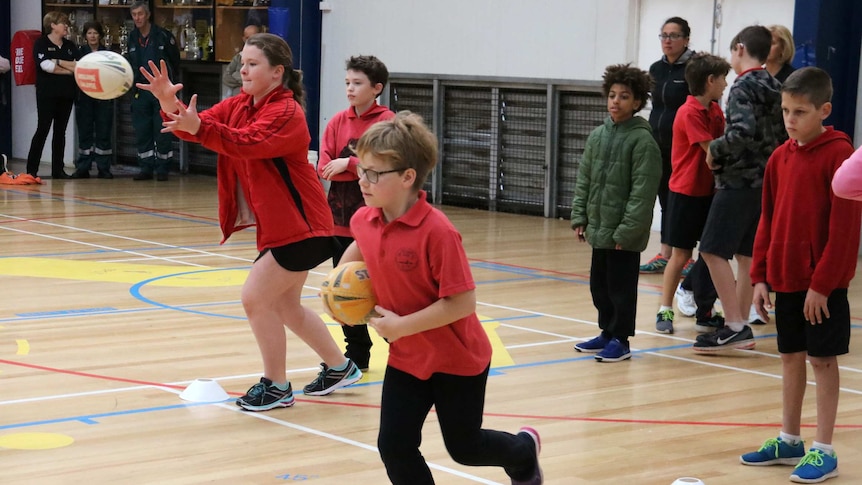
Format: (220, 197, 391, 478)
(40, 0, 283, 174)
(214, 0, 269, 62)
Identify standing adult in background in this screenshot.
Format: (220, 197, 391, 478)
(72, 21, 114, 179)
(222, 23, 261, 98)
(766, 25, 796, 84)
(127, 0, 179, 181)
(640, 17, 694, 274)
(26, 11, 78, 180)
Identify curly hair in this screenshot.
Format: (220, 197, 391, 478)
(601, 63, 653, 113)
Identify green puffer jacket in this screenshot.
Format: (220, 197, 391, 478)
(570, 116, 661, 252)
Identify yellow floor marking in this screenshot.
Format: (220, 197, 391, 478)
(0, 433, 75, 450)
(16, 339, 29, 355)
(0, 258, 247, 287)
(324, 313, 514, 382)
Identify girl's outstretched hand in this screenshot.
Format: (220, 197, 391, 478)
(162, 94, 202, 135)
(136, 59, 183, 109)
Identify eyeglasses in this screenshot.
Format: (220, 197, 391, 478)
(658, 33, 686, 41)
(356, 166, 404, 184)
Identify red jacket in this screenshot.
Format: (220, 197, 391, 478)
(167, 87, 333, 250)
(751, 127, 862, 295)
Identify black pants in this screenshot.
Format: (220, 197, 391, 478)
(131, 90, 174, 175)
(590, 248, 640, 339)
(657, 146, 672, 245)
(679, 256, 718, 319)
(333, 235, 373, 364)
(76, 95, 113, 173)
(378, 365, 535, 484)
(26, 94, 75, 176)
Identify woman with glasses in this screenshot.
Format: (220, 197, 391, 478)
(639, 16, 694, 275)
(26, 11, 79, 180)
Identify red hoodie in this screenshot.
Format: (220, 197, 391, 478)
(751, 127, 862, 295)
(318, 102, 394, 236)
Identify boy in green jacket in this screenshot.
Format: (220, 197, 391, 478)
(571, 63, 662, 362)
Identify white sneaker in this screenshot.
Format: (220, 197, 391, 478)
(749, 304, 768, 325)
(675, 284, 696, 317)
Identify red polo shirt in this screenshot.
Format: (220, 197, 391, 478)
(669, 95, 725, 196)
(350, 191, 492, 380)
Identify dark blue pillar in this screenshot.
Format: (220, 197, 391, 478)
(270, 0, 322, 151)
(0, 1, 11, 156)
(793, 0, 862, 138)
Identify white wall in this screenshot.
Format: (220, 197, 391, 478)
(318, 0, 640, 138)
(10, 2, 77, 169)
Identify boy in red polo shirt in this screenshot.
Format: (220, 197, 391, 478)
(741, 67, 861, 484)
(318, 55, 395, 372)
(655, 52, 728, 334)
(338, 112, 542, 485)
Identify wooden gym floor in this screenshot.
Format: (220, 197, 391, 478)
(1, 169, 860, 484)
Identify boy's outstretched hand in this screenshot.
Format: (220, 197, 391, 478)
(752, 282, 772, 323)
(804, 288, 830, 324)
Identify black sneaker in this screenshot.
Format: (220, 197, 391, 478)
(133, 172, 153, 181)
(236, 377, 295, 411)
(302, 360, 363, 396)
(694, 312, 725, 333)
(693, 325, 755, 352)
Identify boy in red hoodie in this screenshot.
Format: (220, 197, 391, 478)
(742, 67, 861, 484)
(318, 55, 395, 372)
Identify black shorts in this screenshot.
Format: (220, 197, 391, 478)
(699, 188, 761, 259)
(257, 236, 335, 272)
(666, 191, 713, 250)
(775, 289, 851, 356)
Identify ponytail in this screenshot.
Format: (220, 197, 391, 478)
(287, 68, 305, 110)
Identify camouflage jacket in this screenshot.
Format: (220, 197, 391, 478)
(709, 68, 786, 189)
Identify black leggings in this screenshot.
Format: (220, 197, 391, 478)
(378, 365, 535, 484)
(26, 95, 74, 176)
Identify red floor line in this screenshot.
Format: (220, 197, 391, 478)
(6, 358, 858, 430)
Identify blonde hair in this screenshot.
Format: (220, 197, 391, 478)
(769, 25, 796, 65)
(356, 111, 437, 190)
(42, 11, 69, 35)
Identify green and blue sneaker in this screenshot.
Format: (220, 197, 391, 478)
(740, 437, 805, 466)
(790, 448, 838, 483)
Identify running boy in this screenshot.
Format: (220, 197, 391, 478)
(655, 52, 729, 335)
(318, 55, 394, 372)
(741, 67, 860, 484)
(694, 25, 786, 351)
(571, 64, 661, 362)
(339, 112, 542, 484)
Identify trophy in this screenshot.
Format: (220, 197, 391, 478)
(118, 24, 129, 55)
(104, 24, 113, 49)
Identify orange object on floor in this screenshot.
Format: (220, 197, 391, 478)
(0, 155, 42, 185)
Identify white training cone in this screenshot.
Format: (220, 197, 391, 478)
(179, 378, 230, 403)
(671, 479, 704, 485)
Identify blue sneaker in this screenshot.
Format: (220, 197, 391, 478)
(574, 334, 609, 353)
(639, 253, 668, 274)
(595, 338, 631, 362)
(740, 437, 805, 466)
(790, 448, 839, 483)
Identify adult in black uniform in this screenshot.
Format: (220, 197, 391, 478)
(127, 0, 179, 181)
(26, 11, 79, 179)
(72, 21, 114, 179)
(640, 17, 694, 274)
(766, 24, 796, 84)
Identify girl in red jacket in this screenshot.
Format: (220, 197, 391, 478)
(137, 33, 362, 411)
